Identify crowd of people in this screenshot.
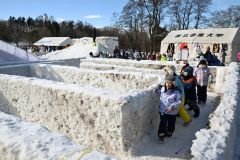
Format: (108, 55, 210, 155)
(90, 46, 174, 61)
(155, 58, 211, 143)
(90, 45, 225, 66)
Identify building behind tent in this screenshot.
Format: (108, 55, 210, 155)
(33, 37, 73, 54)
(160, 28, 240, 65)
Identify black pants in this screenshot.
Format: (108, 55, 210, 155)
(158, 113, 176, 136)
(197, 85, 207, 102)
(185, 99, 200, 118)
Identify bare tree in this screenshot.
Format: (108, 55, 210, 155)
(167, 0, 212, 30)
(143, 0, 169, 51)
(118, 0, 147, 51)
(168, 0, 195, 30)
(193, 0, 212, 29)
(209, 5, 240, 28)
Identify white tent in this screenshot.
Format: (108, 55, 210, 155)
(34, 37, 72, 47)
(160, 28, 240, 64)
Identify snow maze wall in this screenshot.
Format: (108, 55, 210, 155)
(0, 59, 238, 159)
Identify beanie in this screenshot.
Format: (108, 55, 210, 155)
(180, 63, 189, 73)
(199, 55, 206, 61)
(183, 66, 193, 76)
(165, 75, 175, 83)
(164, 65, 176, 76)
(199, 59, 207, 65)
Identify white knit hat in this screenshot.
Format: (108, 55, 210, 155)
(164, 65, 176, 76)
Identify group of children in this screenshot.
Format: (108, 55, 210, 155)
(155, 59, 211, 143)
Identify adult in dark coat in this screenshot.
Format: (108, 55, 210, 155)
(203, 46, 214, 66)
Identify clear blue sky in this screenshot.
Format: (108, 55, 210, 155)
(0, 0, 239, 28)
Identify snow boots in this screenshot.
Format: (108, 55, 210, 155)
(158, 133, 165, 144)
(187, 102, 200, 118)
(193, 106, 200, 118)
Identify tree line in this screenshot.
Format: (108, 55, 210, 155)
(0, 13, 103, 47)
(114, 0, 240, 53)
(0, 1, 239, 53)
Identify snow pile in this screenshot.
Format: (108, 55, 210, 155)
(0, 111, 117, 160)
(191, 62, 239, 160)
(41, 37, 118, 60)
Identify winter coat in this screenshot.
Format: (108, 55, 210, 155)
(193, 66, 211, 86)
(181, 76, 197, 101)
(161, 55, 167, 61)
(204, 51, 214, 66)
(175, 75, 185, 99)
(156, 87, 182, 115)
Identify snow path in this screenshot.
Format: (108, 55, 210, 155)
(131, 92, 219, 160)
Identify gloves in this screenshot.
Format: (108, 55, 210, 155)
(154, 84, 162, 93)
(157, 84, 162, 90)
(166, 107, 172, 113)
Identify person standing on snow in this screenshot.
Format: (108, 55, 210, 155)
(203, 46, 214, 66)
(155, 75, 182, 143)
(181, 66, 200, 118)
(164, 65, 192, 125)
(113, 46, 120, 58)
(193, 59, 211, 105)
(92, 28, 97, 46)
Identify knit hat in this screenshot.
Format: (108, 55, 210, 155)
(164, 65, 176, 76)
(165, 75, 175, 83)
(183, 66, 193, 76)
(198, 59, 207, 65)
(180, 63, 189, 73)
(199, 55, 206, 61)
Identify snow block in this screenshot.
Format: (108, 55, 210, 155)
(0, 111, 117, 160)
(0, 65, 161, 158)
(80, 59, 225, 93)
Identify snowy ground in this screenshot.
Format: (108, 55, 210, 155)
(131, 93, 219, 160)
(0, 40, 239, 159)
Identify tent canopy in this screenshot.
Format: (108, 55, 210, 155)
(34, 37, 72, 46)
(161, 28, 240, 44)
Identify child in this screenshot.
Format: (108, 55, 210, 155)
(164, 65, 192, 125)
(193, 59, 211, 104)
(181, 66, 200, 118)
(155, 75, 182, 143)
